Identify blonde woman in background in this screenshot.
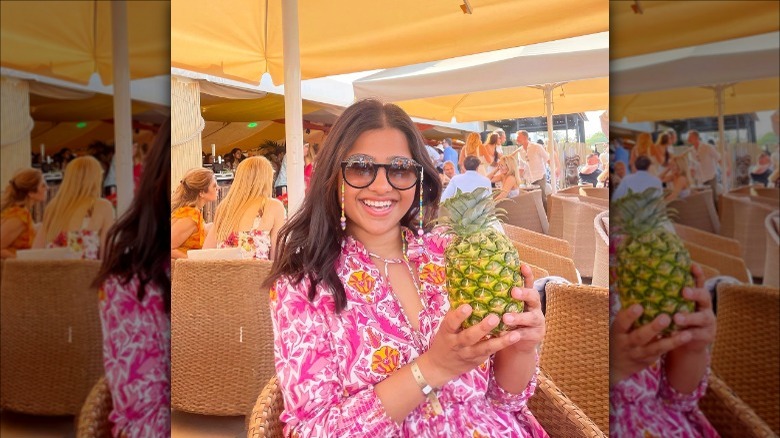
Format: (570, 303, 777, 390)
(630, 133, 665, 174)
(459, 132, 488, 175)
(203, 157, 286, 260)
(487, 155, 522, 201)
(304, 142, 319, 190)
(171, 167, 217, 259)
(659, 153, 693, 203)
(32, 156, 114, 259)
(1, 168, 47, 258)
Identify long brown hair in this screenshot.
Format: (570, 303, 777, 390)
(265, 99, 442, 312)
(94, 119, 172, 312)
(1, 168, 43, 211)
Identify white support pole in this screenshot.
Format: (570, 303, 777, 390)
(714, 84, 729, 191)
(544, 84, 559, 194)
(282, 0, 305, 216)
(111, 1, 133, 216)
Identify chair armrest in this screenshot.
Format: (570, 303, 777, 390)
(246, 376, 285, 438)
(76, 376, 114, 438)
(699, 373, 776, 438)
(528, 371, 605, 437)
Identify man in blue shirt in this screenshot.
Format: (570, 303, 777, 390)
(442, 138, 459, 174)
(441, 156, 492, 202)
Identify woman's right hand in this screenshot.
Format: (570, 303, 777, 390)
(417, 304, 523, 388)
(609, 304, 693, 386)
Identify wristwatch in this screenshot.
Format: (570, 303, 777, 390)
(410, 361, 443, 415)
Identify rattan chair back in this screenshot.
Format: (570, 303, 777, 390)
(502, 223, 573, 259)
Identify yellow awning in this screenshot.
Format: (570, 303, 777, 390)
(611, 77, 780, 123)
(30, 93, 155, 122)
(610, 1, 780, 59)
(393, 77, 608, 123)
(172, 0, 608, 85)
(200, 93, 322, 123)
(0, 1, 170, 85)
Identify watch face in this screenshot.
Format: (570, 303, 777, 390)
(422, 385, 432, 395)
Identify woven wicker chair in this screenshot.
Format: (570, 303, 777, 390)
(749, 195, 780, 208)
(540, 283, 609, 433)
(247, 376, 285, 438)
(547, 193, 579, 239)
(561, 197, 605, 278)
(592, 210, 609, 288)
(512, 241, 580, 284)
(500, 191, 549, 235)
(700, 373, 776, 438)
(75, 376, 113, 438)
(751, 187, 779, 199)
(579, 187, 609, 199)
(673, 223, 743, 258)
(683, 241, 751, 283)
(764, 211, 780, 287)
(171, 259, 276, 416)
(528, 372, 605, 437)
(578, 195, 609, 208)
(712, 283, 779, 434)
(0, 259, 104, 415)
(668, 190, 721, 234)
(728, 197, 776, 278)
(502, 223, 573, 259)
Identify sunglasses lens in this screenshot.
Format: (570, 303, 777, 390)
(387, 163, 418, 190)
(344, 161, 376, 188)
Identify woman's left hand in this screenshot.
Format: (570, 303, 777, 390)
(670, 264, 716, 354)
(497, 264, 545, 354)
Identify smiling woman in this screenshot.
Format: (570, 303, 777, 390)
(264, 99, 548, 437)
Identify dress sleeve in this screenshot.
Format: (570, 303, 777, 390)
(270, 276, 401, 437)
(657, 354, 710, 412)
(99, 279, 170, 438)
(485, 352, 539, 412)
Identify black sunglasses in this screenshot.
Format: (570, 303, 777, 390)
(341, 155, 422, 190)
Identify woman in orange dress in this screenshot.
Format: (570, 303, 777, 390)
(1, 168, 47, 259)
(170, 167, 217, 258)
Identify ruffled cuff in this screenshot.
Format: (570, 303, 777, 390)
(658, 354, 710, 412)
(485, 352, 539, 412)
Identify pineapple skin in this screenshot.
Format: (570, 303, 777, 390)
(440, 188, 525, 336)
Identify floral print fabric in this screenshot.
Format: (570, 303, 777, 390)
(270, 228, 547, 437)
(217, 215, 271, 260)
(609, 233, 718, 437)
(171, 206, 205, 255)
(98, 275, 170, 438)
(0, 205, 35, 255)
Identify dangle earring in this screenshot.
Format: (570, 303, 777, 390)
(340, 180, 347, 231)
(417, 168, 424, 242)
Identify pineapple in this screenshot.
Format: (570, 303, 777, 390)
(440, 187, 523, 335)
(612, 188, 695, 334)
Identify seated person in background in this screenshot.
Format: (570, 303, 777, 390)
(170, 167, 217, 259)
(440, 160, 457, 186)
(612, 161, 627, 190)
(749, 151, 773, 187)
(611, 156, 663, 201)
(578, 153, 602, 187)
(441, 156, 492, 202)
(1, 168, 47, 259)
(659, 154, 692, 203)
(487, 155, 522, 201)
(33, 156, 115, 260)
(203, 157, 286, 260)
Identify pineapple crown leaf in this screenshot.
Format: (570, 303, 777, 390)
(439, 187, 502, 235)
(612, 187, 672, 235)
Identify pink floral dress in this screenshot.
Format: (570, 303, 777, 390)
(270, 228, 547, 437)
(217, 215, 271, 260)
(98, 275, 170, 438)
(609, 233, 718, 437)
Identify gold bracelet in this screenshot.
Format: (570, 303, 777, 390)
(410, 361, 443, 415)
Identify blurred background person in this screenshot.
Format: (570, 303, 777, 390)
(630, 132, 664, 174)
(459, 132, 488, 175)
(441, 138, 459, 174)
(32, 156, 114, 259)
(170, 167, 217, 259)
(203, 156, 286, 260)
(1, 168, 46, 259)
(749, 151, 773, 187)
(660, 154, 693, 203)
(483, 132, 503, 175)
(579, 153, 602, 187)
(487, 155, 522, 201)
(93, 118, 172, 438)
(304, 142, 319, 191)
(440, 160, 457, 186)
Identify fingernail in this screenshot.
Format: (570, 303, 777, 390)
(504, 314, 515, 324)
(683, 288, 693, 298)
(674, 314, 686, 324)
(631, 304, 643, 315)
(486, 314, 499, 326)
(509, 332, 521, 342)
(461, 305, 472, 315)
(657, 314, 671, 327)
(512, 288, 523, 299)
(680, 331, 692, 342)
